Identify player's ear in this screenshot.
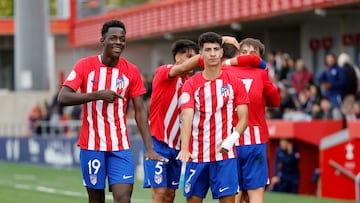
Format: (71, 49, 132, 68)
(100, 36, 105, 44)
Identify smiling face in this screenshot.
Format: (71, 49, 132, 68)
(101, 27, 126, 59)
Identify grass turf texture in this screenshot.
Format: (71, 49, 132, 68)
(0, 162, 356, 203)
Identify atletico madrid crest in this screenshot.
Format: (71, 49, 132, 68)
(90, 174, 97, 185)
(185, 182, 191, 193)
(116, 78, 124, 93)
(154, 174, 163, 184)
(221, 85, 230, 97)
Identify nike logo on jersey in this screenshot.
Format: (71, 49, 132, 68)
(123, 175, 133, 179)
(219, 187, 229, 192)
(171, 181, 179, 185)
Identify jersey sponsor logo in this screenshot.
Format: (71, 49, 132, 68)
(89, 174, 97, 185)
(154, 174, 163, 184)
(122, 175, 133, 179)
(221, 85, 230, 97)
(66, 70, 76, 81)
(219, 187, 229, 192)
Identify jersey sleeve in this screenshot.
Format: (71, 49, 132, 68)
(154, 64, 173, 81)
(129, 66, 146, 98)
(180, 80, 195, 110)
(262, 70, 280, 107)
(236, 55, 267, 69)
(63, 58, 86, 91)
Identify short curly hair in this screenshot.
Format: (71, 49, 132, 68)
(101, 20, 126, 37)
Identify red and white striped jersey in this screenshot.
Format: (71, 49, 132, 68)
(181, 71, 249, 162)
(222, 66, 280, 146)
(149, 64, 186, 150)
(63, 55, 146, 151)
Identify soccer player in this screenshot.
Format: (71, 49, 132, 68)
(177, 32, 249, 203)
(223, 38, 280, 203)
(143, 39, 200, 203)
(57, 20, 167, 203)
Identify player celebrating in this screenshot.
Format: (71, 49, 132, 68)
(223, 38, 280, 203)
(144, 39, 200, 203)
(57, 20, 166, 203)
(177, 32, 249, 203)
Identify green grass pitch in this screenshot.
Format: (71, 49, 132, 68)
(0, 162, 356, 203)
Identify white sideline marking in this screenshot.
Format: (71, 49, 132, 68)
(14, 184, 148, 202)
(13, 174, 37, 181)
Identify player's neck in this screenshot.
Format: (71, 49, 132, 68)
(202, 66, 222, 80)
(101, 55, 119, 67)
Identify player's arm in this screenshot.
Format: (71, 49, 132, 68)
(234, 104, 249, 135)
(224, 54, 267, 69)
(262, 71, 280, 107)
(58, 86, 124, 106)
(220, 104, 248, 153)
(168, 54, 200, 78)
(176, 108, 194, 162)
(132, 95, 168, 162)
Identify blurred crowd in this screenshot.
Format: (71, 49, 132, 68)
(29, 51, 360, 137)
(28, 94, 82, 137)
(265, 51, 360, 125)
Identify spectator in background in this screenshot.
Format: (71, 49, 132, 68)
(277, 57, 289, 84)
(291, 59, 313, 95)
(286, 57, 296, 86)
(312, 97, 342, 120)
(316, 53, 345, 108)
(338, 52, 360, 97)
(28, 103, 44, 136)
(271, 138, 300, 194)
(303, 84, 322, 115)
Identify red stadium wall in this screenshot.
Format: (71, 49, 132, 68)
(267, 120, 343, 195)
(70, 0, 360, 47)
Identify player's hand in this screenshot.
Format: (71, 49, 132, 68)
(271, 176, 280, 184)
(176, 149, 192, 162)
(222, 36, 240, 50)
(97, 89, 125, 102)
(145, 150, 169, 162)
(216, 142, 229, 154)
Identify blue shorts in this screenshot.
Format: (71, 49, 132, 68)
(143, 137, 182, 189)
(183, 159, 238, 199)
(80, 149, 134, 189)
(236, 144, 268, 190)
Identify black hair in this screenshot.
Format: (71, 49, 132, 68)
(101, 20, 126, 37)
(239, 38, 265, 57)
(198, 32, 222, 49)
(171, 39, 200, 60)
(222, 43, 239, 59)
